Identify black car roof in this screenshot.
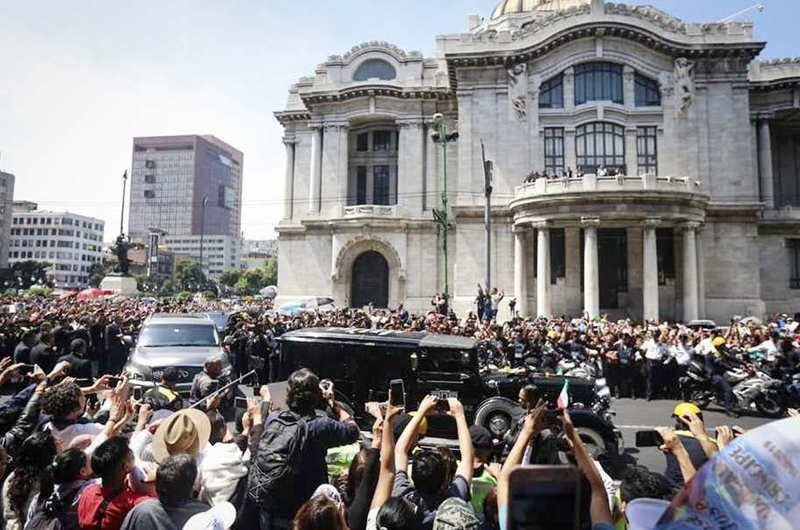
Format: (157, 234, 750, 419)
(278, 327, 476, 350)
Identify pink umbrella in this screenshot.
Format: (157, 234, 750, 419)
(77, 288, 107, 301)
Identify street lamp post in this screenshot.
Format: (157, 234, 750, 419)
(431, 113, 458, 304)
(199, 196, 209, 282)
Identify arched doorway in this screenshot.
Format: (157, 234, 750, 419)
(351, 251, 389, 308)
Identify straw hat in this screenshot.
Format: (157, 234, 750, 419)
(151, 409, 211, 463)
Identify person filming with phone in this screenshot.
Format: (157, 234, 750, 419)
(392, 394, 475, 530)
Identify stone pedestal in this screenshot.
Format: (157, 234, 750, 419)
(100, 275, 139, 296)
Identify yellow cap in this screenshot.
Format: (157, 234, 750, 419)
(548, 331, 559, 339)
(673, 402, 701, 418)
(712, 337, 726, 347)
(408, 411, 428, 436)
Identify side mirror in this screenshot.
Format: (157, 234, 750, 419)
(122, 335, 134, 347)
(410, 352, 418, 372)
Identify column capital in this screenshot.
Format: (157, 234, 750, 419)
(532, 220, 551, 230)
(323, 122, 349, 132)
(680, 221, 702, 231)
(308, 121, 324, 130)
(580, 216, 600, 228)
(644, 217, 662, 228)
(512, 223, 530, 234)
(282, 137, 297, 145)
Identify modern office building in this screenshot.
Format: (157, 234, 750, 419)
(162, 235, 240, 279)
(9, 202, 105, 288)
(0, 172, 16, 269)
(275, 0, 800, 322)
(128, 135, 243, 241)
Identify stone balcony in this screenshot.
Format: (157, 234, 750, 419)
(510, 174, 710, 226)
(342, 204, 400, 218)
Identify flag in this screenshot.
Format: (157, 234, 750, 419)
(556, 380, 569, 410)
(123, 170, 128, 180)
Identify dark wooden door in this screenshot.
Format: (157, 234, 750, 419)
(350, 251, 389, 308)
(598, 229, 627, 309)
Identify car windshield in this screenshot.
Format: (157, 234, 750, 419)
(138, 324, 219, 347)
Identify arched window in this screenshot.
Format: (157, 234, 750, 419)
(576, 122, 626, 174)
(575, 63, 623, 105)
(539, 75, 563, 109)
(635, 74, 661, 107)
(353, 59, 397, 81)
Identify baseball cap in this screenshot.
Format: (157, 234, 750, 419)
(433, 498, 480, 530)
(183, 502, 236, 530)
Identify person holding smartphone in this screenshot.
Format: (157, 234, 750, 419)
(392, 395, 474, 530)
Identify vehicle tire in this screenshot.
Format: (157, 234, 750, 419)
(755, 393, 783, 418)
(689, 389, 711, 410)
(575, 426, 606, 451)
(474, 399, 519, 439)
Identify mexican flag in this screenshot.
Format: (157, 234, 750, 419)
(556, 380, 569, 410)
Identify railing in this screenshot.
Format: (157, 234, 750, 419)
(342, 204, 396, 217)
(515, 174, 705, 199)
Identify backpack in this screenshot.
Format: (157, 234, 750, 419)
(247, 411, 309, 510)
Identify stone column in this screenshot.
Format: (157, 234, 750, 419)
(282, 138, 295, 220)
(625, 128, 638, 176)
(399, 121, 425, 216)
(758, 118, 775, 208)
(308, 125, 323, 213)
(337, 125, 349, 213)
(536, 223, 551, 317)
(582, 217, 600, 318)
(696, 227, 706, 319)
(514, 225, 528, 317)
(642, 218, 660, 322)
(682, 222, 700, 322)
(623, 66, 636, 110)
(321, 124, 349, 215)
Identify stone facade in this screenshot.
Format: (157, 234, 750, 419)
(275, 0, 800, 322)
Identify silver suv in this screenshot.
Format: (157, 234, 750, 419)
(123, 314, 231, 394)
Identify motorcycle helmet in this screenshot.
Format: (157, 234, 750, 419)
(673, 402, 702, 421)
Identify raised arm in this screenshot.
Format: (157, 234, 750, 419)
(448, 398, 474, 483)
(656, 427, 696, 484)
(679, 411, 718, 459)
(395, 395, 437, 472)
(561, 409, 613, 527)
(498, 400, 544, 512)
(371, 399, 403, 511)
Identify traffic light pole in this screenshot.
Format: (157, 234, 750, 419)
(432, 117, 458, 304)
(482, 142, 493, 296)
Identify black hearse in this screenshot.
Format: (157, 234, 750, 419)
(277, 327, 620, 456)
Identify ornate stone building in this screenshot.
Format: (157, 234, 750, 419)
(275, 0, 800, 322)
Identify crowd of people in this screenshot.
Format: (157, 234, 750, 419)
(0, 294, 796, 529)
(522, 167, 627, 184)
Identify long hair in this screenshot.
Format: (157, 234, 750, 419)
(8, 432, 57, 519)
(37, 449, 86, 515)
(287, 368, 321, 415)
(292, 495, 346, 530)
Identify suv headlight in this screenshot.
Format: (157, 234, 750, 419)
(125, 368, 146, 381)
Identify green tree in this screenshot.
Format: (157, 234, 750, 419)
(175, 259, 205, 291)
(262, 257, 278, 287)
(219, 269, 242, 288)
(88, 262, 108, 287)
(234, 269, 266, 296)
(8, 261, 52, 290)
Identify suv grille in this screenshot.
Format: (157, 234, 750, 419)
(153, 366, 203, 383)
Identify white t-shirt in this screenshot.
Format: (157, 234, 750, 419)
(46, 421, 103, 447)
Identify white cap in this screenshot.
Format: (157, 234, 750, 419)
(183, 501, 236, 530)
(625, 498, 670, 530)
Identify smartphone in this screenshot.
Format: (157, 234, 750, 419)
(320, 379, 333, 392)
(437, 398, 450, 413)
(508, 465, 581, 530)
(17, 364, 35, 375)
(235, 396, 248, 409)
(107, 376, 122, 387)
(635, 430, 664, 447)
(132, 387, 143, 401)
(390, 379, 405, 407)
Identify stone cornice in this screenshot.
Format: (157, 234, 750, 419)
(444, 22, 765, 92)
(299, 85, 452, 107)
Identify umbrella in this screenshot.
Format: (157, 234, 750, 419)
(77, 288, 108, 301)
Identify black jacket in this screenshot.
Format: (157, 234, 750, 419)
(30, 343, 58, 374)
(1, 391, 42, 459)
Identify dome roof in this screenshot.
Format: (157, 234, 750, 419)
(491, 0, 591, 20)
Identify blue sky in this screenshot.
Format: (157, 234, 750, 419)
(0, 1, 796, 240)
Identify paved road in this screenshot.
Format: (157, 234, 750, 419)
(610, 397, 777, 474)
